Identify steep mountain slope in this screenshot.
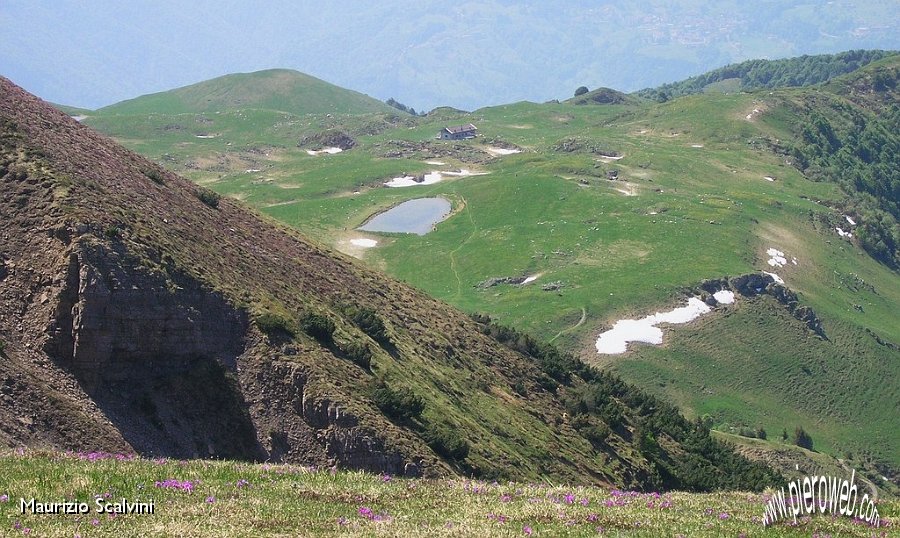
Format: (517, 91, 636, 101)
(0, 77, 780, 490)
(97, 69, 395, 116)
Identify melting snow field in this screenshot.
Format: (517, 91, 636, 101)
(597, 154, 624, 163)
(306, 147, 343, 156)
(764, 271, 785, 284)
(691, 144, 704, 148)
(350, 238, 378, 248)
(836, 227, 853, 238)
(596, 298, 714, 355)
(384, 169, 485, 188)
(767, 248, 787, 268)
(485, 147, 521, 156)
(845, 215, 857, 226)
(521, 273, 543, 285)
(764, 176, 775, 182)
(713, 290, 735, 304)
(425, 161, 446, 165)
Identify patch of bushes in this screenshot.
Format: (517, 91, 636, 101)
(197, 188, 221, 209)
(143, 168, 165, 185)
(794, 426, 814, 450)
(104, 225, 119, 239)
(255, 312, 295, 337)
(341, 340, 372, 370)
(424, 422, 470, 461)
(299, 311, 336, 344)
(372, 380, 424, 422)
(345, 306, 391, 346)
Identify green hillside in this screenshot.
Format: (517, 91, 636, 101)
(79, 56, 900, 484)
(636, 49, 897, 101)
(97, 68, 395, 116)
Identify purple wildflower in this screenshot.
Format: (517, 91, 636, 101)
(523, 525, 533, 535)
(0, 495, 8, 502)
(580, 498, 590, 506)
(718, 512, 730, 520)
(235, 479, 251, 489)
(205, 496, 216, 504)
(564, 493, 575, 504)
(358, 506, 374, 519)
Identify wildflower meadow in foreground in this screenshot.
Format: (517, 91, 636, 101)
(0, 450, 894, 537)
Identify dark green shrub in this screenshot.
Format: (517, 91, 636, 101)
(372, 381, 424, 422)
(424, 422, 469, 461)
(104, 225, 119, 239)
(255, 312, 295, 337)
(299, 311, 335, 343)
(346, 306, 391, 345)
(574, 86, 589, 96)
(197, 188, 221, 208)
(794, 426, 814, 450)
(143, 168, 165, 184)
(342, 340, 372, 369)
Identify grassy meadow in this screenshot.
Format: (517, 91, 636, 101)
(1, 451, 895, 537)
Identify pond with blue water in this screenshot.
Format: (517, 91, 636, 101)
(358, 197, 452, 236)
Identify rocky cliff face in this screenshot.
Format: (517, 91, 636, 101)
(0, 77, 432, 474)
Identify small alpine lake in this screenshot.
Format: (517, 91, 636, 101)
(358, 197, 452, 236)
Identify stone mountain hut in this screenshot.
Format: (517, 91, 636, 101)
(438, 123, 478, 140)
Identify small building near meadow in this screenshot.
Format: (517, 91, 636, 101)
(438, 124, 478, 140)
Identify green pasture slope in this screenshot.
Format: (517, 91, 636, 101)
(96, 68, 396, 116)
(80, 60, 900, 479)
(1, 451, 895, 537)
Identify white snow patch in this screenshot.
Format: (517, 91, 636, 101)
(425, 161, 446, 165)
(195, 134, 216, 139)
(597, 154, 624, 162)
(764, 176, 775, 182)
(384, 168, 487, 188)
(713, 290, 735, 304)
(521, 273, 543, 285)
(764, 271, 785, 284)
(596, 298, 712, 354)
(691, 144, 704, 148)
(306, 147, 343, 156)
(350, 238, 378, 248)
(485, 147, 521, 156)
(246, 168, 261, 173)
(766, 248, 787, 268)
(443, 169, 486, 177)
(614, 187, 636, 196)
(845, 215, 856, 226)
(72, 115, 88, 122)
(836, 227, 853, 238)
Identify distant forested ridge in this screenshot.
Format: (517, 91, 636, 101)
(783, 58, 900, 268)
(638, 50, 897, 102)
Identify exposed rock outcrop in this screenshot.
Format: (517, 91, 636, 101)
(696, 274, 826, 338)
